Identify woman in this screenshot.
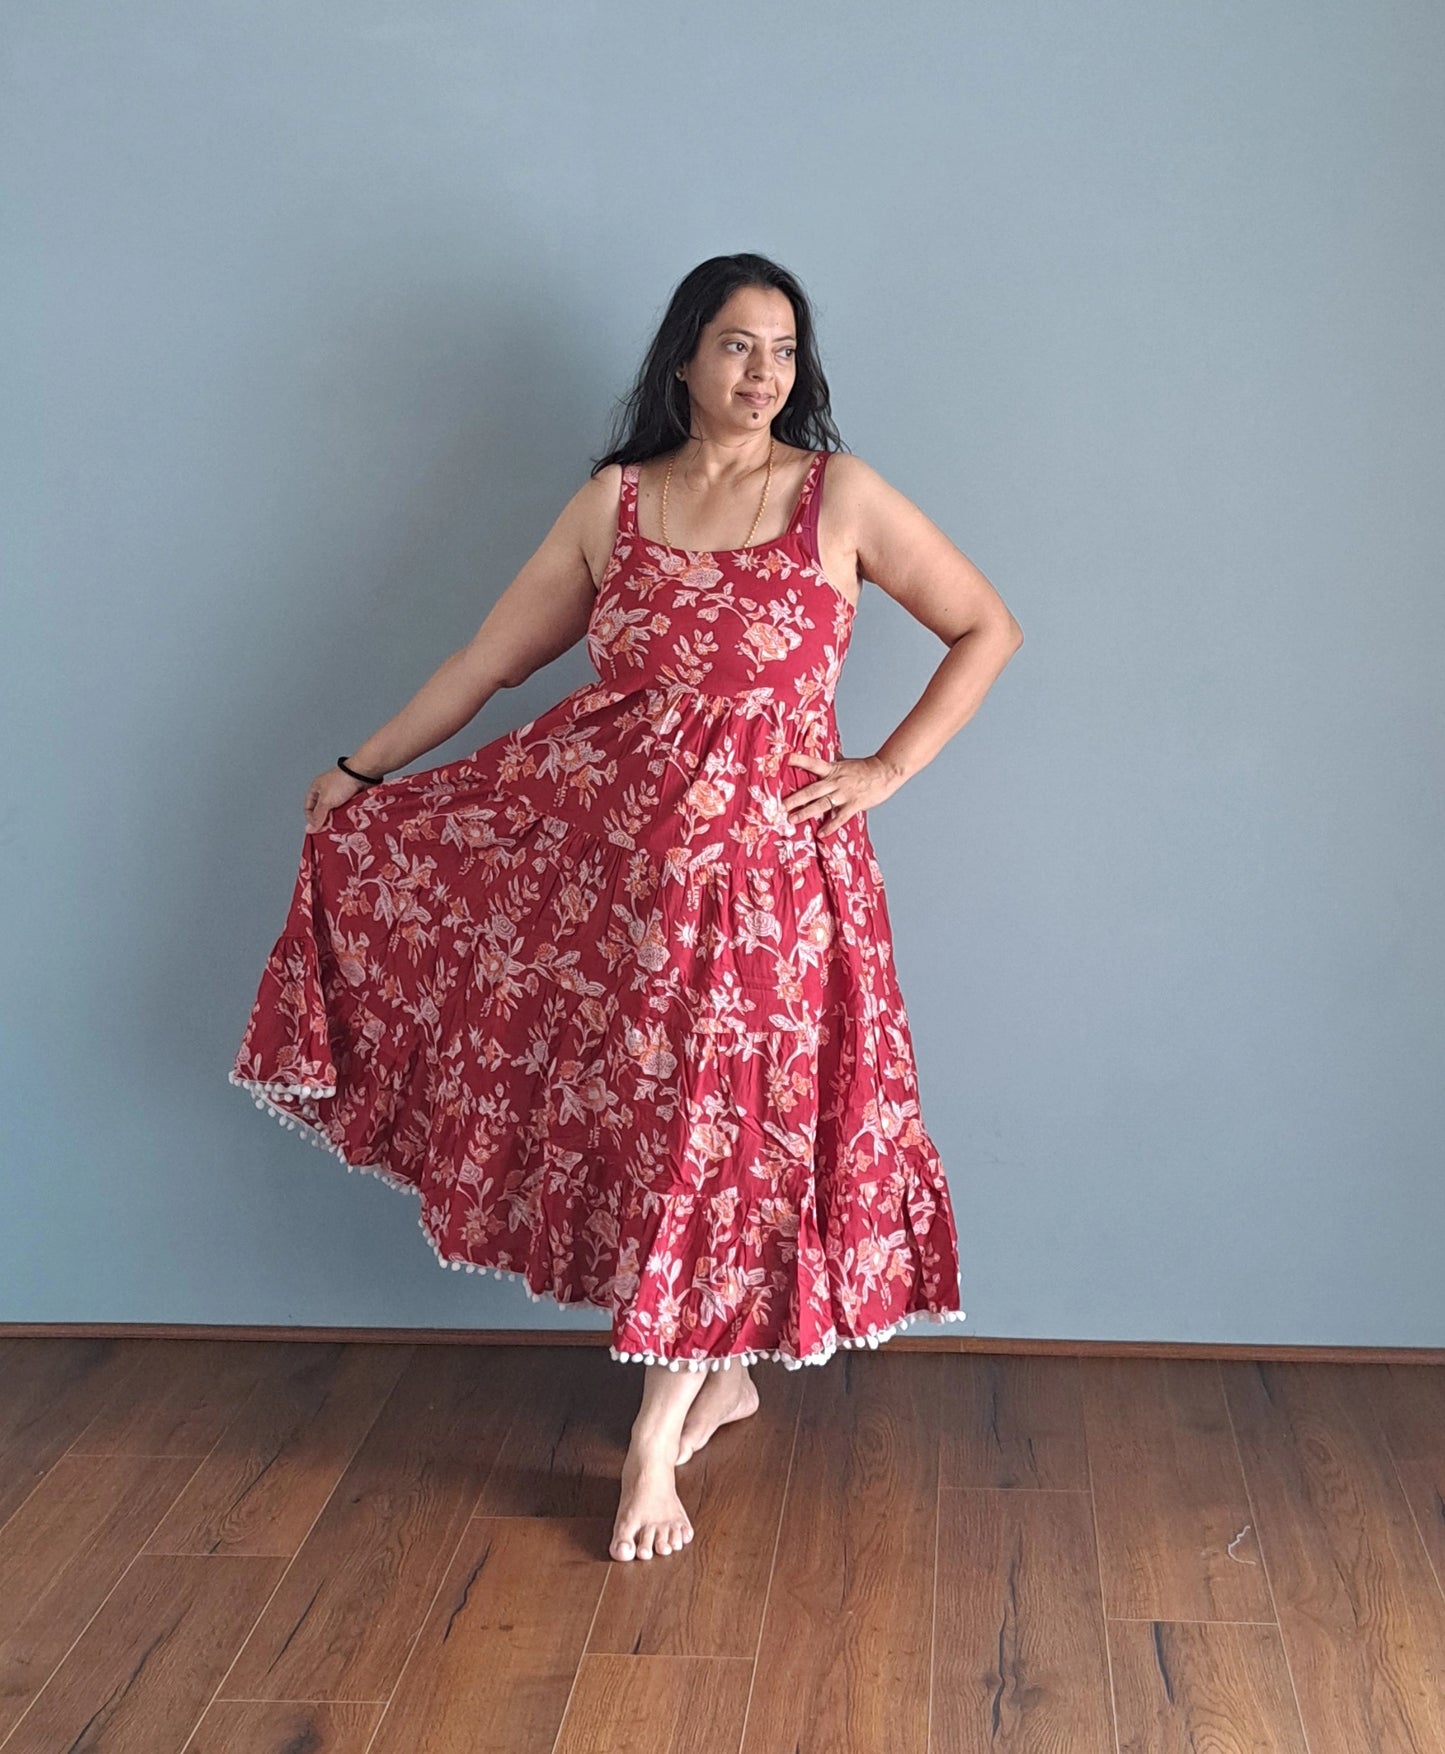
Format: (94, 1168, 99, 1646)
(231, 252, 1023, 1564)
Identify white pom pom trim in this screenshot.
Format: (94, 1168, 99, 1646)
(228, 1068, 967, 1372)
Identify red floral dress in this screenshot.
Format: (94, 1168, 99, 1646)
(230, 449, 966, 1370)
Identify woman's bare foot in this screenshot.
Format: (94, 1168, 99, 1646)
(611, 1363, 707, 1562)
(675, 1362, 760, 1465)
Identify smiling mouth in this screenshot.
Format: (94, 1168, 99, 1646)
(739, 394, 771, 404)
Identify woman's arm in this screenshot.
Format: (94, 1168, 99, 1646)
(836, 454, 1023, 785)
(348, 469, 618, 777)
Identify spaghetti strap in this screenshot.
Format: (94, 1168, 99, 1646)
(616, 462, 640, 537)
(794, 450, 828, 554)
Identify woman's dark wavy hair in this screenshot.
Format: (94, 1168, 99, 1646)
(591, 253, 846, 474)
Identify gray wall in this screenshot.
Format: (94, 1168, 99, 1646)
(4, 2, 1441, 1343)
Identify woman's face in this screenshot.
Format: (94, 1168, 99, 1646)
(679, 285, 799, 434)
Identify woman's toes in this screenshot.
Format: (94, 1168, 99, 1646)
(612, 1534, 635, 1561)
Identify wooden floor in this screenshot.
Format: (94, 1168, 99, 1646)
(0, 1338, 1442, 1751)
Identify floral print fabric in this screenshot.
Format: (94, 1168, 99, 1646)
(230, 449, 966, 1370)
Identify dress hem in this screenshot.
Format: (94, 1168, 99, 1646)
(229, 1070, 968, 1373)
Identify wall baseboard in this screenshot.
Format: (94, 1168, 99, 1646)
(0, 1323, 1438, 1363)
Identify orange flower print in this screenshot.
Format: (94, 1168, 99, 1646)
(684, 775, 735, 819)
(741, 620, 801, 666)
(332, 932, 372, 987)
(685, 1118, 735, 1174)
(710, 1185, 741, 1229)
(796, 893, 835, 957)
(694, 1261, 769, 1325)
(623, 1020, 677, 1081)
(588, 603, 633, 644)
(853, 1229, 908, 1284)
(479, 945, 522, 988)
(633, 911, 670, 973)
(554, 881, 590, 928)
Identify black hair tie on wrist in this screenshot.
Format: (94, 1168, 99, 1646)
(338, 754, 385, 785)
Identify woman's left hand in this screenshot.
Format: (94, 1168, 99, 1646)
(783, 751, 901, 836)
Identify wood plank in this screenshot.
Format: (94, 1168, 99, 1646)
(739, 1351, 945, 1754)
(145, 1343, 412, 1556)
(183, 1698, 384, 1752)
(930, 1485, 1113, 1751)
(367, 1517, 610, 1753)
(0, 1452, 203, 1741)
(67, 1340, 293, 1457)
(938, 1355, 1088, 1490)
(1359, 1360, 1445, 1588)
(473, 1347, 633, 1520)
(219, 1343, 525, 1702)
(555, 1653, 753, 1753)
(1107, 1619, 1308, 1752)
(1, 1553, 285, 1753)
(0, 1339, 145, 1529)
(1084, 1359, 1272, 1621)
(1223, 1360, 1445, 1749)
(586, 1367, 803, 1660)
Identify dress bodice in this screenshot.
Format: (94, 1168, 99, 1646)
(587, 449, 854, 712)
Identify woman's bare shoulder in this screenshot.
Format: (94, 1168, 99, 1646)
(818, 450, 894, 533)
(572, 463, 626, 588)
(822, 451, 936, 529)
(580, 460, 624, 506)
(823, 450, 887, 493)
(553, 462, 622, 538)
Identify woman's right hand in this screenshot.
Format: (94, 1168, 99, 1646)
(304, 765, 368, 834)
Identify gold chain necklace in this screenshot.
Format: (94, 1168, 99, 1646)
(662, 437, 775, 549)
